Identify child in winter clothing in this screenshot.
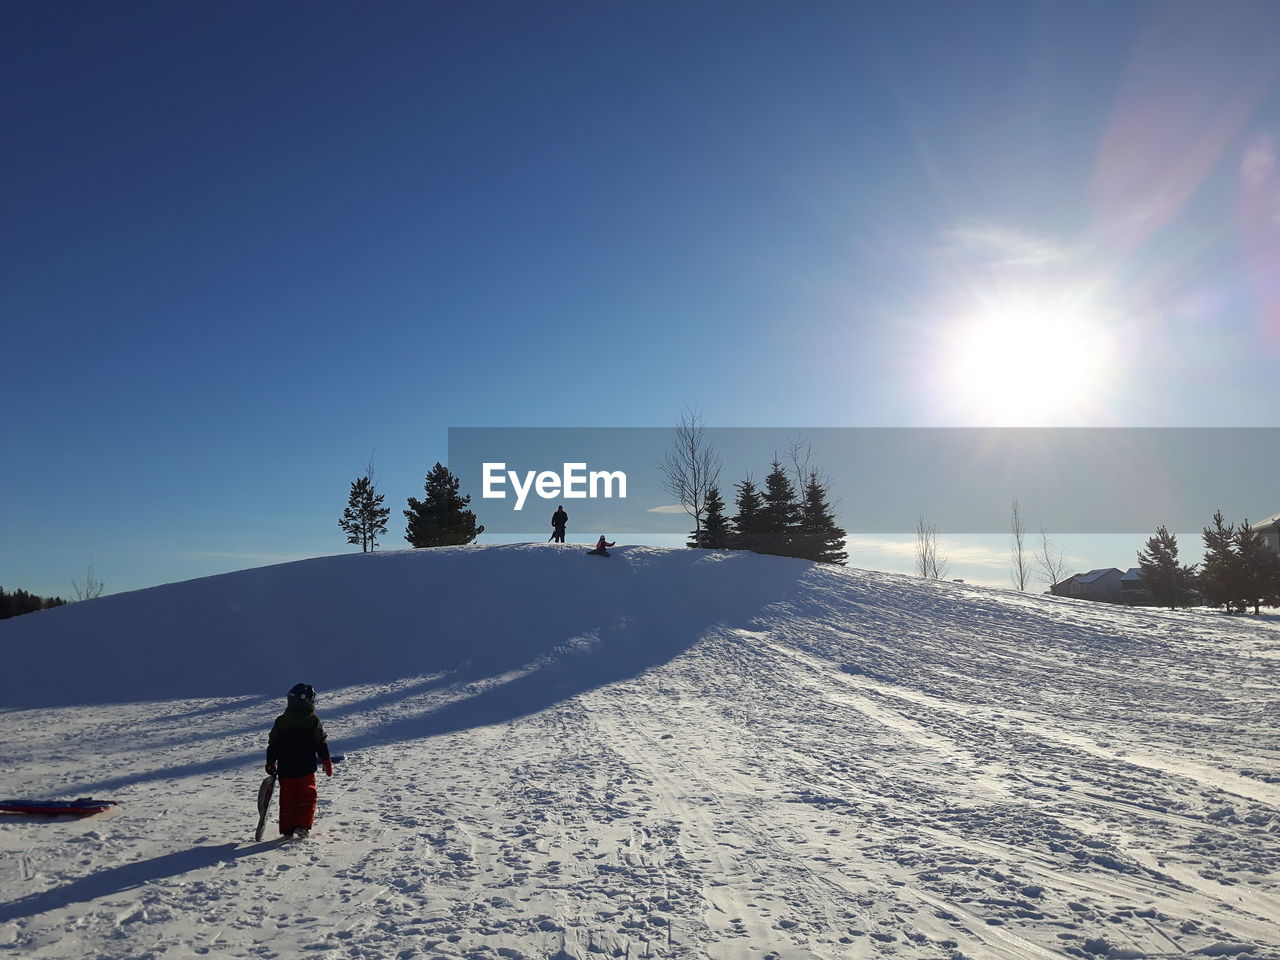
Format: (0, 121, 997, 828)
(586, 535, 615, 557)
(265, 682, 334, 839)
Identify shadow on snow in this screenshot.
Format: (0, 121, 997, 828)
(51, 546, 812, 794)
(0, 842, 270, 923)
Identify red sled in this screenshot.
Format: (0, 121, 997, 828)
(0, 798, 118, 816)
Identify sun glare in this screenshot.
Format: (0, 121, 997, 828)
(939, 288, 1117, 424)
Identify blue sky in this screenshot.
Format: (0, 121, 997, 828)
(3, 1, 1278, 599)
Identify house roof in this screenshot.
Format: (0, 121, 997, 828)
(1121, 567, 1144, 581)
(1075, 568, 1121, 583)
(1251, 512, 1280, 529)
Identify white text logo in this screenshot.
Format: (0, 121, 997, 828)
(482, 463, 627, 511)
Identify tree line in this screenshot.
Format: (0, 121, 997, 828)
(0, 586, 67, 620)
(690, 461, 847, 564)
(342, 418, 846, 565)
(659, 412, 846, 565)
(1138, 512, 1280, 612)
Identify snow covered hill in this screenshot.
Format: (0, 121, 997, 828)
(1, 544, 1277, 960)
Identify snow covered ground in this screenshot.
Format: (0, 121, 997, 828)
(1, 544, 1277, 960)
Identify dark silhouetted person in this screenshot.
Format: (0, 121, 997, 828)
(551, 506, 568, 543)
(265, 682, 334, 839)
(586, 535, 615, 557)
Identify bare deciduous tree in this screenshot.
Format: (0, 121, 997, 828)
(915, 514, 951, 580)
(72, 560, 105, 601)
(1036, 526, 1070, 592)
(1010, 497, 1031, 591)
(786, 436, 813, 496)
(658, 407, 721, 546)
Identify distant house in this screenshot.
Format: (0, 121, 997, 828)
(1252, 512, 1280, 556)
(1120, 567, 1148, 604)
(1053, 568, 1124, 602)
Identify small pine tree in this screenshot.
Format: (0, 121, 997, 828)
(339, 475, 391, 553)
(1235, 521, 1280, 615)
(758, 459, 802, 557)
(1200, 510, 1243, 613)
(1137, 525, 1195, 609)
(689, 485, 732, 549)
(731, 476, 764, 552)
(404, 462, 485, 547)
(796, 472, 847, 564)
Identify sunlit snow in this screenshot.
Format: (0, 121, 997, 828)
(1, 545, 1277, 959)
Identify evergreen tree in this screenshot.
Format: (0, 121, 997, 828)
(339, 474, 391, 553)
(1235, 521, 1280, 615)
(731, 476, 764, 552)
(689, 484, 733, 549)
(795, 471, 847, 564)
(1200, 510, 1244, 612)
(758, 459, 802, 557)
(404, 462, 485, 547)
(1137, 525, 1195, 609)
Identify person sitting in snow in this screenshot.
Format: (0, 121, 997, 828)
(551, 505, 568, 543)
(265, 682, 334, 839)
(586, 535, 615, 557)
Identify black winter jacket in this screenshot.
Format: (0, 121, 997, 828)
(266, 702, 331, 778)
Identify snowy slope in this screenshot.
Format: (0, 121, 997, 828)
(1, 544, 1277, 960)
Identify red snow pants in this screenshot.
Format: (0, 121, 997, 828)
(278, 774, 317, 834)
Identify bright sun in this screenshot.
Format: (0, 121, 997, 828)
(939, 287, 1117, 424)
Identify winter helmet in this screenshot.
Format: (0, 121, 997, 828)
(288, 682, 316, 704)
